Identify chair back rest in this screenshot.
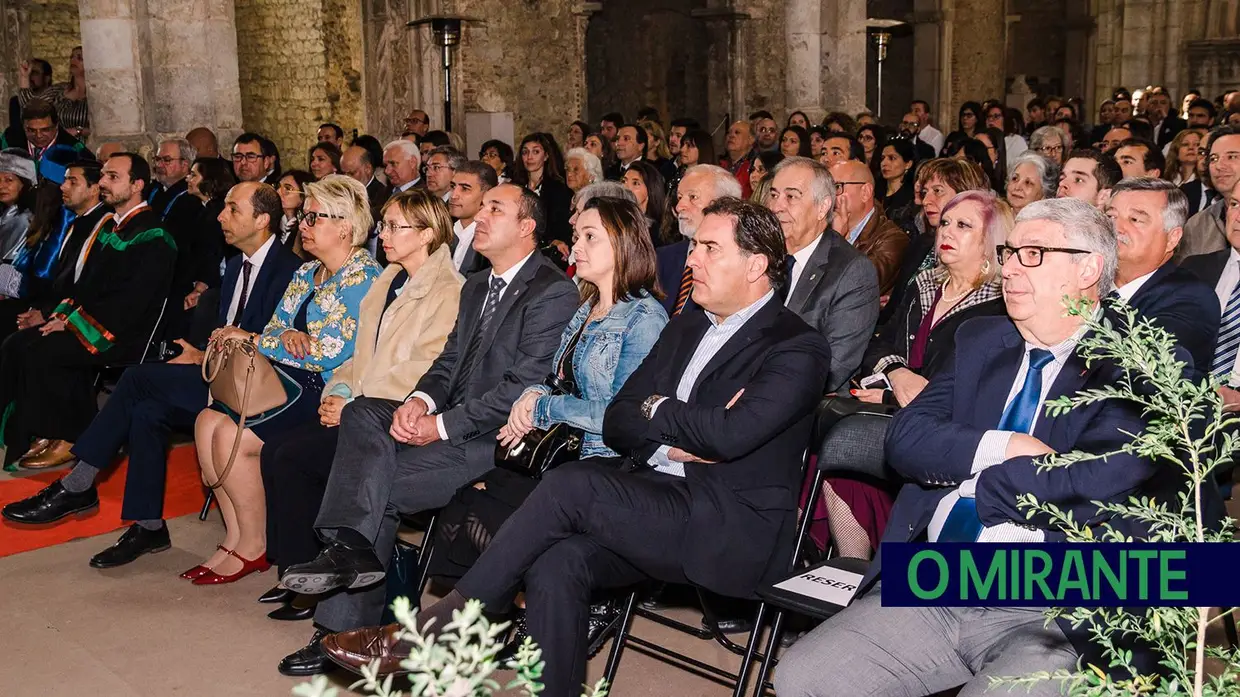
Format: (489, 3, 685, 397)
(814, 399, 896, 484)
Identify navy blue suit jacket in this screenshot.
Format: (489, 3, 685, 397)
(870, 315, 1177, 672)
(656, 238, 697, 315)
(217, 242, 303, 334)
(1125, 261, 1220, 377)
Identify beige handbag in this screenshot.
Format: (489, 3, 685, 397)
(201, 336, 288, 488)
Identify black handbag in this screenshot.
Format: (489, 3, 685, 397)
(495, 374, 584, 479)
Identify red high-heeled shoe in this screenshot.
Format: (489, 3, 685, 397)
(192, 548, 271, 585)
(179, 546, 233, 580)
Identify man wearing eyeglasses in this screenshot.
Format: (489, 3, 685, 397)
(231, 133, 278, 185)
(898, 112, 938, 161)
(777, 198, 1174, 697)
(402, 109, 430, 138)
(1181, 125, 1240, 259)
(150, 137, 218, 332)
(829, 160, 909, 295)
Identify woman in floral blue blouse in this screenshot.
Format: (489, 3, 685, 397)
(186, 175, 381, 585)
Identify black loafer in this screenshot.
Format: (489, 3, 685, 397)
(280, 541, 385, 595)
(586, 601, 623, 658)
(703, 616, 754, 635)
(278, 630, 333, 676)
(258, 586, 295, 604)
(2, 481, 98, 524)
(89, 523, 171, 569)
(268, 603, 316, 621)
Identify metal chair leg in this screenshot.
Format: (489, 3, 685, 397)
(730, 602, 767, 697)
(410, 514, 439, 612)
(751, 608, 786, 697)
(603, 591, 639, 685)
(198, 489, 214, 521)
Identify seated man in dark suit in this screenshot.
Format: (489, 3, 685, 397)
(2, 181, 302, 567)
(768, 157, 880, 392)
(273, 183, 579, 677)
(1107, 177, 1220, 374)
(318, 198, 832, 697)
(776, 197, 1173, 697)
(656, 164, 742, 317)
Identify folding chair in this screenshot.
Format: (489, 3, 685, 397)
(601, 397, 893, 697)
(744, 400, 897, 695)
(390, 511, 441, 614)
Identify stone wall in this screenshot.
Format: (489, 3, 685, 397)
(452, 0, 585, 142)
(29, 0, 80, 82)
(234, 0, 363, 170)
(946, 0, 1004, 107)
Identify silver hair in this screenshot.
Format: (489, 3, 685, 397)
(1009, 151, 1061, 200)
(770, 156, 837, 217)
(1109, 176, 1190, 232)
(564, 147, 604, 187)
(384, 139, 421, 166)
(573, 180, 635, 209)
(1015, 197, 1119, 297)
(1030, 125, 1068, 153)
(158, 137, 198, 164)
(683, 164, 742, 200)
(303, 174, 373, 247)
(427, 145, 465, 171)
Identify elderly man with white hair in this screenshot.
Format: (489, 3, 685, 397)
(655, 164, 742, 316)
(382, 139, 422, 194)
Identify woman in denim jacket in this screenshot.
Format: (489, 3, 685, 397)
(431, 196, 666, 651)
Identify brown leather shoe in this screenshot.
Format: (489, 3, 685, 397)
(21, 440, 76, 469)
(20, 438, 52, 460)
(321, 623, 412, 677)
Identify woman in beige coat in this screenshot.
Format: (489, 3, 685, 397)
(258, 189, 463, 620)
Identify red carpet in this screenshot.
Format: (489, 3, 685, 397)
(0, 444, 207, 558)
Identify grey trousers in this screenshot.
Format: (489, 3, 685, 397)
(774, 583, 1078, 697)
(312, 397, 494, 632)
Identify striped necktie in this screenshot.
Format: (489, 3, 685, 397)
(1212, 269, 1240, 380)
(673, 265, 693, 316)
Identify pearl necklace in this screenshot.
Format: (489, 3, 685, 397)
(940, 280, 971, 304)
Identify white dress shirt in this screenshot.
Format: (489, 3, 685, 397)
(1115, 269, 1158, 302)
(927, 331, 1081, 543)
(452, 220, 477, 272)
(396, 178, 419, 193)
(919, 124, 945, 156)
(646, 290, 776, 477)
(225, 235, 277, 326)
(786, 232, 823, 306)
(412, 249, 537, 440)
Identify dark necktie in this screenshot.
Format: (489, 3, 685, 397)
(938, 348, 1055, 542)
(780, 254, 797, 302)
(451, 276, 507, 405)
(673, 265, 693, 316)
(231, 260, 253, 327)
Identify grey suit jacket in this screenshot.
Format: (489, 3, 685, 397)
(786, 230, 881, 392)
(413, 251, 579, 448)
(1177, 199, 1227, 262)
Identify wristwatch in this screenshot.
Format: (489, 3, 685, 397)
(641, 394, 664, 421)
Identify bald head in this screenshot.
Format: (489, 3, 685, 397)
(340, 145, 373, 185)
(830, 160, 876, 232)
(186, 127, 219, 159)
(95, 141, 124, 161)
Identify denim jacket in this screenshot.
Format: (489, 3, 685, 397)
(527, 292, 667, 458)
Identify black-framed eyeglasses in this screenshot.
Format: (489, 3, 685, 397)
(375, 220, 418, 234)
(997, 244, 1092, 267)
(835, 181, 867, 188)
(298, 210, 347, 227)
(232, 152, 264, 162)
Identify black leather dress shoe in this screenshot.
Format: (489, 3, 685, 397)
(2, 481, 98, 524)
(268, 603, 316, 621)
(89, 523, 171, 568)
(278, 630, 333, 676)
(258, 586, 295, 604)
(703, 615, 754, 635)
(280, 541, 385, 595)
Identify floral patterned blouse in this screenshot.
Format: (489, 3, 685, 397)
(258, 247, 382, 382)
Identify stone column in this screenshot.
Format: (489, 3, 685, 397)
(786, 0, 867, 118)
(0, 0, 33, 107)
(78, 0, 242, 150)
(945, 0, 1005, 107)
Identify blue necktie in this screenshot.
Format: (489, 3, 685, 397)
(1213, 270, 1240, 381)
(939, 348, 1055, 542)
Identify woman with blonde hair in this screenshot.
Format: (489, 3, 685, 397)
(186, 174, 382, 586)
(855, 189, 1011, 408)
(638, 119, 678, 182)
(258, 189, 463, 618)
